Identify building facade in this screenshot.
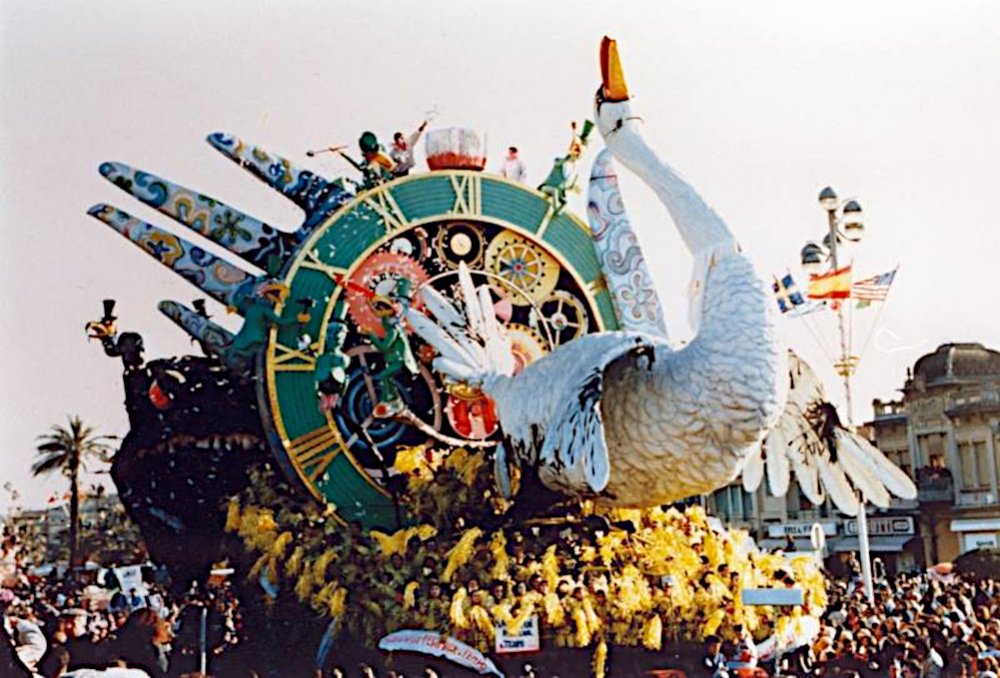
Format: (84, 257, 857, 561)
(869, 342, 1000, 563)
(705, 342, 1000, 572)
(706, 476, 922, 576)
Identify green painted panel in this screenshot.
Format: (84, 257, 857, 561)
(595, 288, 620, 330)
(543, 213, 602, 282)
(481, 179, 549, 232)
(325, 209, 386, 269)
(281, 269, 333, 344)
(274, 373, 325, 436)
(316, 455, 397, 529)
(391, 176, 455, 220)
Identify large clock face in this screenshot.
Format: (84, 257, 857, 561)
(261, 171, 619, 530)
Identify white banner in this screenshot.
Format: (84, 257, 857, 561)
(113, 565, 148, 597)
(379, 630, 504, 677)
(495, 615, 539, 654)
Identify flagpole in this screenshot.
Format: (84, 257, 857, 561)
(818, 187, 874, 603)
(826, 210, 855, 425)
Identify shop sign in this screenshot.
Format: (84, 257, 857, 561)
(962, 533, 998, 552)
(844, 516, 914, 536)
(767, 522, 836, 538)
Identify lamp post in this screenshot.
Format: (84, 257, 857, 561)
(800, 186, 875, 602)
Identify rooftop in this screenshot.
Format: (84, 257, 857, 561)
(912, 343, 1000, 386)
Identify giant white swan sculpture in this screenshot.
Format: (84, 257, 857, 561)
(406, 38, 916, 516)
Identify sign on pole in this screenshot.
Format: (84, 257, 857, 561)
(810, 523, 827, 551)
(741, 588, 805, 606)
(495, 615, 540, 654)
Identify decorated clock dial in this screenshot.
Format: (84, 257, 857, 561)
(262, 171, 619, 529)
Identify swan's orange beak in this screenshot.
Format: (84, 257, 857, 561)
(600, 37, 629, 102)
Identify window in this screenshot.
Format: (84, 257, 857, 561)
(785, 484, 799, 520)
(712, 485, 754, 523)
(959, 442, 977, 489)
(743, 488, 754, 521)
(887, 449, 911, 478)
(919, 433, 946, 470)
(975, 441, 990, 489)
(958, 440, 991, 490)
(715, 487, 730, 519)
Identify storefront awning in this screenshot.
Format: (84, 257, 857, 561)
(831, 535, 917, 553)
(950, 519, 1000, 532)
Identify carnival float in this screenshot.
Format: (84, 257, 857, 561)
(84, 39, 918, 676)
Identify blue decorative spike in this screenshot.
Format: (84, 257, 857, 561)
(99, 161, 297, 270)
(87, 203, 254, 308)
(205, 132, 354, 235)
(157, 300, 235, 362)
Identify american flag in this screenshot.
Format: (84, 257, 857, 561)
(852, 268, 897, 302)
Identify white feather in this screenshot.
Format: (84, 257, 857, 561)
(478, 285, 515, 378)
(457, 262, 484, 338)
(765, 427, 791, 497)
(742, 447, 765, 492)
(790, 452, 824, 505)
(405, 310, 479, 372)
(759, 350, 915, 515)
(816, 457, 860, 516)
(835, 439, 892, 508)
(432, 358, 481, 384)
(838, 430, 918, 500)
(421, 285, 465, 329)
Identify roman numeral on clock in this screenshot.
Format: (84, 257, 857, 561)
(273, 342, 317, 372)
(363, 188, 409, 233)
(300, 248, 347, 281)
(288, 426, 341, 482)
(450, 174, 482, 216)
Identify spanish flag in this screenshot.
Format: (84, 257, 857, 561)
(808, 265, 853, 300)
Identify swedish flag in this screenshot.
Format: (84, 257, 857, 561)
(773, 273, 805, 314)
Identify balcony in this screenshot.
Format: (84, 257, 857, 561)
(872, 399, 907, 421)
(917, 476, 954, 504)
(945, 388, 1000, 416)
(956, 489, 997, 507)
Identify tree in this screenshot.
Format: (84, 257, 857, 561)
(32, 416, 116, 567)
(955, 548, 1000, 581)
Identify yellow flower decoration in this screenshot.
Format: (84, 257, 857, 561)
(443, 527, 482, 582)
(642, 615, 663, 650)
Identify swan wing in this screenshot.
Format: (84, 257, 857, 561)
(744, 350, 917, 515)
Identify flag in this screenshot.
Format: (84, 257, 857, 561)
(808, 265, 853, 300)
(853, 267, 897, 308)
(772, 274, 805, 313)
(788, 299, 826, 317)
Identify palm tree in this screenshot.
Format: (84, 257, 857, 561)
(32, 416, 116, 567)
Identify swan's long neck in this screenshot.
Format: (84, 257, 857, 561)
(606, 122, 786, 426)
(604, 127, 736, 257)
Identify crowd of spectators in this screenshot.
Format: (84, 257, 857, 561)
(2, 570, 242, 678)
(701, 567, 1000, 677)
(801, 572, 999, 677)
(5, 515, 1000, 677)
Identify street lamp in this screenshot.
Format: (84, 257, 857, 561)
(800, 185, 875, 603)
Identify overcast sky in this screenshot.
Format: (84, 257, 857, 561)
(1, 0, 998, 511)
